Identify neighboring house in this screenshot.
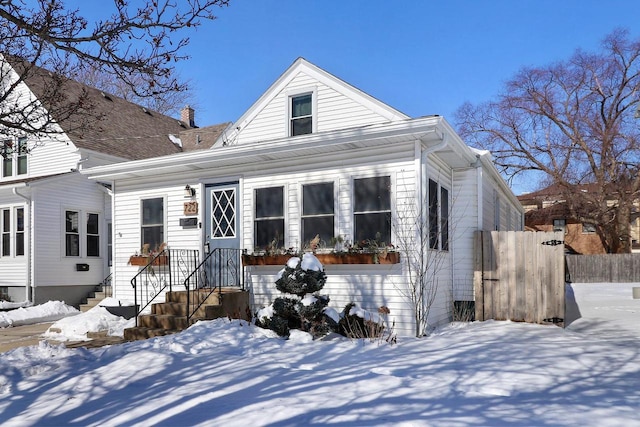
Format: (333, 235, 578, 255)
(518, 183, 640, 254)
(84, 58, 523, 336)
(0, 60, 227, 305)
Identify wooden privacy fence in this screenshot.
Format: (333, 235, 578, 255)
(474, 231, 565, 326)
(566, 254, 640, 283)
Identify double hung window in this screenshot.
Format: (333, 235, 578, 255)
(2, 141, 12, 178)
(15, 208, 24, 256)
(1, 209, 9, 256)
(254, 187, 284, 249)
(353, 176, 391, 244)
(86, 213, 100, 257)
(65, 210, 80, 256)
(141, 198, 164, 252)
(290, 94, 313, 136)
(428, 179, 449, 251)
(302, 182, 334, 247)
(1, 208, 24, 257)
(1, 138, 28, 178)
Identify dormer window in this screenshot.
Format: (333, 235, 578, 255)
(290, 93, 313, 136)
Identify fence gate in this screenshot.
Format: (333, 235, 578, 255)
(474, 231, 565, 326)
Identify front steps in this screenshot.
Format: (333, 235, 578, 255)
(124, 288, 250, 342)
(79, 284, 113, 312)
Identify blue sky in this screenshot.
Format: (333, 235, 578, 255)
(180, 0, 640, 130)
(73, 1, 640, 193)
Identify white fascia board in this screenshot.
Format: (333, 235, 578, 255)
(84, 116, 443, 181)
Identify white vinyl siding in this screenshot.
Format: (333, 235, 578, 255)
(29, 173, 105, 287)
(236, 71, 398, 144)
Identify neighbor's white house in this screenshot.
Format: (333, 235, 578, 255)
(84, 58, 523, 336)
(0, 58, 210, 306)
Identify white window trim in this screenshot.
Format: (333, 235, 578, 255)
(63, 208, 81, 258)
(351, 173, 394, 246)
(1, 137, 28, 179)
(253, 184, 288, 249)
(286, 86, 318, 137)
(299, 180, 338, 249)
(139, 196, 167, 253)
(427, 178, 451, 252)
(86, 211, 101, 257)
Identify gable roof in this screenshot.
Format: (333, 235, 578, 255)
(17, 62, 189, 160)
(215, 57, 410, 147)
(180, 122, 231, 151)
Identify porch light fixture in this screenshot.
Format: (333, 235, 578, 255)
(184, 185, 196, 197)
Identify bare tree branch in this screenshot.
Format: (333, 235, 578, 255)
(0, 0, 228, 138)
(457, 29, 640, 253)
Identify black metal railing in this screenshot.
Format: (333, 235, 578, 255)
(183, 248, 244, 324)
(102, 273, 113, 297)
(130, 248, 200, 326)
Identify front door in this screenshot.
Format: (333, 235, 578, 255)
(204, 182, 241, 287)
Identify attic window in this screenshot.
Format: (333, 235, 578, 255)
(290, 93, 313, 136)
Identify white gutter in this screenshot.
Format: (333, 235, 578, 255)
(12, 186, 32, 304)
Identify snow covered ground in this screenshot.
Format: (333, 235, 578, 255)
(0, 282, 639, 426)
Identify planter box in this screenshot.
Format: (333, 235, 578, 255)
(317, 252, 400, 265)
(242, 252, 399, 266)
(242, 254, 292, 266)
(128, 255, 168, 266)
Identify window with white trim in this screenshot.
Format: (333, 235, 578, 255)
(65, 210, 80, 256)
(1, 207, 25, 257)
(86, 213, 100, 257)
(1, 208, 9, 256)
(141, 198, 164, 252)
(582, 222, 596, 234)
(428, 179, 450, 251)
(254, 186, 284, 250)
(354, 176, 391, 244)
(290, 93, 313, 136)
(302, 182, 334, 247)
(1, 138, 28, 178)
(15, 207, 24, 256)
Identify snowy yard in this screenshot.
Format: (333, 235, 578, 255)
(0, 282, 639, 426)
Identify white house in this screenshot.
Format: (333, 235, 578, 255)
(84, 58, 523, 336)
(0, 60, 219, 306)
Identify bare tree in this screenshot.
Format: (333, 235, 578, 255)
(456, 29, 640, 253)
(0, 0, 228, 138)
(393, 181, 451, 337)
(73, 65, 197, 116)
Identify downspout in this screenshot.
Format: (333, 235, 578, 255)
(97, 182, 114, 297)
(12, 186, 32, 303)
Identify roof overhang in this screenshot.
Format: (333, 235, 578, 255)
(83, 116, 452, 181)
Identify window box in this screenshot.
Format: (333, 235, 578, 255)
(242, 251, 400, 266)
(128, 254, 168, 266)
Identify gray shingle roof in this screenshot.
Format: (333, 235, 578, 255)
(20, 64, 194, 160)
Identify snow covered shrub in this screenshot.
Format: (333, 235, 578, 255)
(339, 303, 388, 339)
(255, 253, 338, 339)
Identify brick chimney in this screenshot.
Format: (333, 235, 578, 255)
(181, 105, 195, 127)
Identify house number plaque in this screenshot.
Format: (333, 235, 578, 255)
(183, 201, 198, 216)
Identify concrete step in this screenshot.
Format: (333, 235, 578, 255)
(79, 285, 114, 313)
(165, 290, 222, 305)
(138, 314, 189, 330)
(152, 302, 215, 318)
